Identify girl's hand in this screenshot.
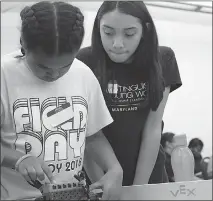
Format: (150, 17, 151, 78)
(17, 156, 55, 184)
(90, 165, 123, 200)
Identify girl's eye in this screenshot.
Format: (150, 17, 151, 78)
(103, 27, 114, 36)
(124, 29, 136, 37)
(104, 31, 113, 36)
(125, 31, 136, 37)
(125, 33, 135, 37)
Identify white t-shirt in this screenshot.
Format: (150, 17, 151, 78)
(1, 52, 113, 198)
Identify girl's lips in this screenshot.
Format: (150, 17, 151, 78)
(110, 50, 127, 55)
(43, 76, 59, 82)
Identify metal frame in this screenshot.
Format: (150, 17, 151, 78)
(145, 1, 212, 14)
(1, 1, 212, 14)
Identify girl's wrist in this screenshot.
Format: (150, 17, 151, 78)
(14, 154, 33, 171)
(1, 146, 26, 168)
(108, 163, 123, 177)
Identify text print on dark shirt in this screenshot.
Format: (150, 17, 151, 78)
(106, 80, 149, 112)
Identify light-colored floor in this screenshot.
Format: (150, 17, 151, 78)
(1, 2, 212, 157)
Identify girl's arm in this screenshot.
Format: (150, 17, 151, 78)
(85, 130, 122, 175)
(1, 145, 25, 168)
(85, 130, 123, 200)
(83, 148, 105, 183)
(133, 87, 170, 185)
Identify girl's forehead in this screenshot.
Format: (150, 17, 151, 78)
(29, 51, 75, 69)
(100, 10, 141, 29)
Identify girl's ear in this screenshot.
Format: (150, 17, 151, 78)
(20, 37, 26, 56)
(20, 37, 24, 47)
(146, 22, 152, 31)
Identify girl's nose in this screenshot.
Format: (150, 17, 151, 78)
(113, 37, 124, 49)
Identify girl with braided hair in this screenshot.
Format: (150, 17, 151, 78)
(77, 1, 182, 186)
(1, 1, 123, 200)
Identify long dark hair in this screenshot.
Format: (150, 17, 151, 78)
(91, 1, 165, 111)
(17, 1, 84, 57)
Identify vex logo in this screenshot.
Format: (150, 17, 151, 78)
(170, 185, 196, 197)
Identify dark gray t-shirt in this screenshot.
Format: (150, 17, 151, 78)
(77, 46, 182, 185)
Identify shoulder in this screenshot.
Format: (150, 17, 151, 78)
(72, 58, 102, 97)
(1, 52, 23, 90)
(159, 46, 178, 69)
(158, 46, 182, 92)
(76, 46, 96, 70)
(71, 58, 98, 85)
(77, 46, 93, 57)
(72, 57, 94, 76)
(1, 50, 23, 71)
(77, 46, 93, 60)
(159, 46, 176, 61)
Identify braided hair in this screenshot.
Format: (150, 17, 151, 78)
(19, 1, 84, 57)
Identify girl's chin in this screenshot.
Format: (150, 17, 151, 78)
(40, 76, 59, 82)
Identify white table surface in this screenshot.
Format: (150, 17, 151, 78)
(121, 180, 212, 200)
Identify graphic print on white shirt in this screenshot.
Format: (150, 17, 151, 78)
(13, 96, 88, 181)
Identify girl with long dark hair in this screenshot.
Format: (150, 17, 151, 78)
(77, 1, 182, 186)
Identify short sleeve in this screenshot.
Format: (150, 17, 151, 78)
(1, 56, 17, 147)
(86, 70, 113, 137)
(160, 47, 182, 93)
